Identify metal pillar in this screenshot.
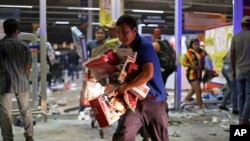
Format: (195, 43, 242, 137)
(39, 0, 47, 112)
(233, 0, 243, 34)
(87, 0, 93, 43)
(174, 0, 182, 111)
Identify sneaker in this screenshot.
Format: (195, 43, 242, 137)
(198, 109, 205, 116)
(219, 106, 230, 111)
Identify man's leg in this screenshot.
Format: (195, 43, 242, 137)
(143, 101, 169, 141)
(0, 93, 14, 140)
(15, 92, 34, 139)
(112, 108, 143, 141)
(241, 72, 250, 124)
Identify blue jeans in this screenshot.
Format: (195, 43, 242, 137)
(237, 71, 250, 122)
(221, 63, 238, 111)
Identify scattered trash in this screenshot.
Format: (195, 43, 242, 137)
(212, 116, 219, 123)
(171, 131, 181, 137)
(209, 133, 217, 136)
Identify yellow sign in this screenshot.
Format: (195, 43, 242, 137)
(99, 0, 112, 25)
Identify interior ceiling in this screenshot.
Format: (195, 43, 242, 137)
(0, 0, 233, 34)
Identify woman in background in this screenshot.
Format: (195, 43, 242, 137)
(182, 38, 206, 116)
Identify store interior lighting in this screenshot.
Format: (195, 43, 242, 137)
(55, 21, 70, 25)
(132, 9, 164, 13)
(67, 7, 100, 11)
(0, 5, 33, 8)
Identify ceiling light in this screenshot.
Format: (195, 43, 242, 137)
(0, 5, 33, 8)
(132, 9, 164, 14)
(92, 22, 100, 25)
(55, 21, 69, 24)
(147, 24, 159, 27)
(67, 7, 100, 11)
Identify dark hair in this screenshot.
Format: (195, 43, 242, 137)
(3, 18, 20, 35)
(94, 25, 105, 32)
(116, 15, 137, 29)
(188, 38, 199, 49)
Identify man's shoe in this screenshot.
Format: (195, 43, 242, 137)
(232, 110, 239, 115)
(25, 136, 34, 141)
(219, 106, 230, 111)
(239, 120, 250, 125)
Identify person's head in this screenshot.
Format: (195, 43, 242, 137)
(189, 38, 200, 51)
(94, 25, 106, 42)
(3, 18, 20, 35)
(103, 20, 117, 39)
(152, 28, 162, 41)
(116, 15, 138, 46)
(241, 16, 250, 30)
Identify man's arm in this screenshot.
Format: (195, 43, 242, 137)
(116, 62, 154, 95)
(152, 41, 160, 52)
(230, 48, 236, 79)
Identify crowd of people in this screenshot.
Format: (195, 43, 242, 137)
(0, 14, 250, 141)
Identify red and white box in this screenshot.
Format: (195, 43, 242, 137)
(84, 81, 105, 101)
(128, 84, 150, 100)
(89, 94, 125, 128)
(118, 56, 136, 83)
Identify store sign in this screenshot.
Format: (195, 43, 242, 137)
(141, 15, 166, 24)
(184, 12, 227, 30)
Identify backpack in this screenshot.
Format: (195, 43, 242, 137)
(156, 40, 176, 72)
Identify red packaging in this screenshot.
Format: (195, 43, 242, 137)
(89, 95, 125, 128)
(84, 54, 119, 77)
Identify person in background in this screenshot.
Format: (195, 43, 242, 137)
(113, 15, 169, 141)
(230, 16, 250, 125)
(36, 27, 56, 88)
(79, 26, 106, 113)
(152, 28, 176, 85)
(182, 38, 206, 116)
(0, 18, 34, 141)
(103, 20, 120, 51)
(86, 25, 106, 58)
(66, 46, 80, 82)
(218, 52, 239, 115)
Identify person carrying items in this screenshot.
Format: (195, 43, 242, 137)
(112, 15, 169, 141)
(0, 18, 34, 141)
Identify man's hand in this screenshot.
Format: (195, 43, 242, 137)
(115, 83, 128, 97)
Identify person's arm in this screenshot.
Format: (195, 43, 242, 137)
(116, 62, 153, 95)
(230, 49, 236, 79)
(152, 41, 160, 52)
(230, 37, 236, 79)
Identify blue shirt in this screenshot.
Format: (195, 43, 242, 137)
(121, 33, 168, 102)
(87, 39, 105, 58)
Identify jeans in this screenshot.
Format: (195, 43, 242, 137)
(221, 63, 238, 111)
(237, 71, 250, 122)
(0, 92, 33, 140)
(67, 64, 79, 81)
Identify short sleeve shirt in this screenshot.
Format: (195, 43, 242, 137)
(0, 35, 32, 93)
(128, 34, 168, 102)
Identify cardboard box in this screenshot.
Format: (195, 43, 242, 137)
(89, 95, 125, 128)
(128, 84, 150, 100)
(118, 56, 137, 83)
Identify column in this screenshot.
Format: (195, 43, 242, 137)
(174, 0, 182, 111)
(233, 0, 243, 34)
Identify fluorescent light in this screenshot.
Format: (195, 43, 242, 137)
(132, 9, 164, 13)
(67, 7, 100, 11)
(147, 24, 159, 27)
(92, 22, 100, 25)
(55, 21, 69, 25)
(0, 5, 33, 8)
